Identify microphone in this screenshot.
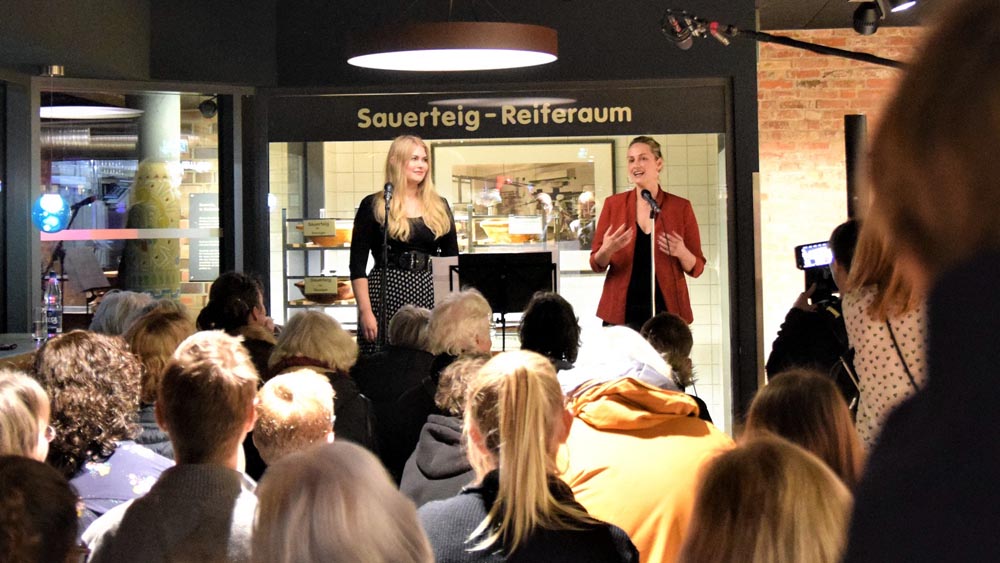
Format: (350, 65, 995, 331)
(70, 195, 98, 211)
(661, 10, 694, 50)
(383, 182, 394, 201)
(640, 189, 661, 214)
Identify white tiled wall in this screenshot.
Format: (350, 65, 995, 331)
(268, 133, 732, 435)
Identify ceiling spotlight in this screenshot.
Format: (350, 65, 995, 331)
(853, 2, 883, 35)
(347, 22, 557, 72)
(198, 97, 218, 119)
(885, 0, 917, 12)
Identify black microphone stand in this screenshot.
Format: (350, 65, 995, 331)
(648, 196, 660, 321)
(42, 201, 90, 313)
(379, 189, 392, 349)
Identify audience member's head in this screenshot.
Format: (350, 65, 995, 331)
(0, 455, 80, 563)
(433, 354, 490, 416)
(744, 369, 864, 489)
(124, 309, 196, 405)
(89, 290, 155, 336)
(561, 325, 676, 396)
(640, 312, 696, 390)
(389, 305, 432, 350)
(828, 219, 860, 289)
(0, 370, 51, 461)
(464, 350, 592, 552)
(123, 298, 188, 335)
(253, 369, 335, 465)
(195, 271, 267, 334)
(843, 217, 920, 320)
(679, 436, 852, 563)
(268, 310, 358, 378)
(865, 0, 1000, 284)
(518, 292, 580, 364)
(32, 330, 141, 478)
(428, 289, 492, 356)
(253, 441, 433, 563)
(159, 331, 259, 465)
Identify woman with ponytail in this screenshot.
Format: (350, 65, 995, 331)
(418, 350, 638, 562)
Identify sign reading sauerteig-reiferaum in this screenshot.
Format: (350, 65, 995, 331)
(357, 103, 634, 133)
(268, 81, 727, 141)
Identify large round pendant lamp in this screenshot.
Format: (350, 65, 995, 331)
(347, 22, 558, 72)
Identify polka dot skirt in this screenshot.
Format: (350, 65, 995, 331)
(358, 266, 434, 355)
(843, 285, 928, 448)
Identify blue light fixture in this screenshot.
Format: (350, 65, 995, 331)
(32, 193, 70, 233)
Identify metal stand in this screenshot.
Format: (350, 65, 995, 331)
(649, 203, 660, 319)
(379, 192, 391, 348)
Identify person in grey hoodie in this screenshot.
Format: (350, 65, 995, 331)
(400, 354, 488, 507)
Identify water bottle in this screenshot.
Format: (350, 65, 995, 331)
(44, 271, 63, 336)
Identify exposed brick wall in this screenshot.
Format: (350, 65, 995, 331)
(758, 27, 925, 368)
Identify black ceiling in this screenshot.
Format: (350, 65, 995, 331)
(758, 0, 936, 30)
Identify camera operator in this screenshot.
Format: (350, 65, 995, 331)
(766, 220, 859, 390)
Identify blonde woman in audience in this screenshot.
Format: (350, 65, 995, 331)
(268, 310, 375, 453)
(418, 350, 638, 562)
(678, 436, 853, 563)
(744, 368, 864, 489)
(253, 369, 335, 465)
(124, 309, 196, 459)
(840, 222, 926, 447)
(0, 369, 52, 460)
(253, 441, 433, 563)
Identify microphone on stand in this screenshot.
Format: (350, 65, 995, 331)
(70, 195, 98, 211)
(383, 182, 394, 202)
(641, 189, 662, 214)
(661, 10, 694, 50)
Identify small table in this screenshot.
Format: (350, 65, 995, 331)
(0, 333, 45, 371)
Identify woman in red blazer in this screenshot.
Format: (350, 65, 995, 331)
(589, 136, 706, 328)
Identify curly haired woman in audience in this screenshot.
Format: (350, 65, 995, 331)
(32, 330, 172, 531)
(123, 309, 196, 459)
(0, 369, 52, 460)
(253, 441, 433, 563)
(418, 350, 638, 562)
(744, 368, 864, 488)
(679, 436, 852, 563)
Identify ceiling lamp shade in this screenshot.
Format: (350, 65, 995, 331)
(347, 22, 558, 72)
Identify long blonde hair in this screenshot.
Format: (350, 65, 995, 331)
(253, 441, 433, 563)
(843, 220, 921, 320)
(465, 350, 596, 554)
(679, 436, 853, 563)
(0, 370, 49, 458)
(371, 135, 452, 241)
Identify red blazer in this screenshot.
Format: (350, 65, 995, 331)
(589, 189, 706, 324)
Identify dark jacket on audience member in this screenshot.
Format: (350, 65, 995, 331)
(378, 353, 455, 483)
(135, 404, 174, 460)
(325, 370, 378, 453)
(418, 470, 639, 563)
(765, 298, 849, 377)
(400, 414, 475, 507)
(352, 345, 436, 403)
(843, 252, 1000, 563)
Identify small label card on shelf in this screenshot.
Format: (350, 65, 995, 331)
(304, 276, 338, 294)
(303, 219, 337, 235)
